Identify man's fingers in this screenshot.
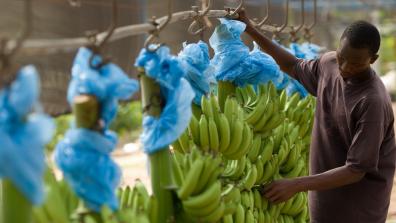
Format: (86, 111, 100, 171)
(264, 185, 277, 198)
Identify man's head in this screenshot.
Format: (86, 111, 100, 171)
(336, 20, 380, 78)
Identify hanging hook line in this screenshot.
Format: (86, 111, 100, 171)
(290, 0, 305, 43)
(144, 0, 172, 52)
(188, 0, 212, 35)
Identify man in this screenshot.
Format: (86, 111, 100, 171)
(238, 10, 396, 223)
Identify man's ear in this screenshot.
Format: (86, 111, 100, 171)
(370, 54, 379, 64)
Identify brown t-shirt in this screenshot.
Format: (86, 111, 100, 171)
(292, 51, 396, 223)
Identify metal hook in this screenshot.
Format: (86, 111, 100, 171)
(273, 0, 289, 40)
(303, 0, 317, 42)
(87, 0, 118, 69)
(289, 0, 304, 43)
(256, 0, 270, 27)
(227, 0, 244, 18)
(188, 0, 212, 35)
(144, 0, 173, 52)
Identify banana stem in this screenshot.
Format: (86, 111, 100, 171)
(139, 69, 174, 223)
(0, 179, 32, 223)
(73, 94, 100, 130)
(218, 81, 236, 112)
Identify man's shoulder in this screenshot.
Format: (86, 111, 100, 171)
(319, 51, 337, 64)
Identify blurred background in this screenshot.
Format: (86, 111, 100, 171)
(2, 0, 396, 115)
(2, 0, 396, 220)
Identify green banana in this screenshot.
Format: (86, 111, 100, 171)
(285, 92, 301, 112)
(259, 161, 274, 184)
(210, 94, 221, 124)
(223, 118, 244, 157)
(200, 200, 225, 223)
(245, 94, 269, 125)
(183, 181, 221, 210)
(179, 130, 191, 153)
(241, 191, 250, 208)
(171, 153, 185, 187)
(233, 204, 245, 223)
(218, 114, 231, 152)
(223, 214, 234, 223)
(240, 163, 258, 190)
(279, 89, 287, 111)
(230, 156, 247, 180)
(253, 189, 262, 210)
(184, 194, 221, 217)
(247, 135, 262, 162)
(224, 97, 234, 123)
(223, 201, 238, 216)
(288, 192, 305, 216)
(281, 146, 299, 173)
(260, 137, 274, 164)
(245, 209, 255, 223)
(194, 156, 221, 193)
(281, 195, 295, 214)
(189, 114, 200, 146)
(255, 156, 264, 183)
(222, 185, 241, 204)
(253, 100, 274, 131)
(201, 96, 214, 119)
(199, 114, 210, 152)
(284, 158, 305, 178)
(178, 159, 205, 199)
(226, 123, 253, 160)
(222, 160, 238, 177)
(208, 117, 220, 152)
(258, 210, 265, 223)
(262, 195, 269, 210)
(260, 111, 285, 133)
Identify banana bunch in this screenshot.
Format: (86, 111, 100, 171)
(171, 80, 316, 223)
(174, 94, 252, 160)
(284, 93, 316, 142)
(240, 83, 286, 134)
(171, 148, 228, 222)
(113, 180, 155, 223)
(33, 170, 78, 223)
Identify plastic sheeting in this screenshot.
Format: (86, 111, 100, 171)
(55, 47, 139, 211)
(135, 45, 195, 154)
(209, 19, 283, 87)
(68, 47, 139, 129)
(54, 129, 120, 211)
(178, 41, 212, 105)
(0, 65, 54, 204)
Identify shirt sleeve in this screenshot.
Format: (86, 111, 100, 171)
(290, 57, 322, 96)
(346, 99, 385, 173)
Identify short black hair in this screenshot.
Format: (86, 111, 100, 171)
(341, 20, 381, 55)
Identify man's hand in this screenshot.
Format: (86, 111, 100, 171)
(262, 179, 301, 204)
(235, 8, 252, 27)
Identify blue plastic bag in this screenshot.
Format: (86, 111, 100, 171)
(54, 129, 120, 211)
(209, 19, 283, 87)
(0, 65, 54, 205)
(68, 47, 139, 129)
(299, 42, 321, 60)
(56, 47, 139, 211)
(178, 41, 212, 105)
(283, 42, 322, 97)
(135, 46, 195, 154)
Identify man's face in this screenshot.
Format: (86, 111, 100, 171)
(336, 38, 378, 78)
